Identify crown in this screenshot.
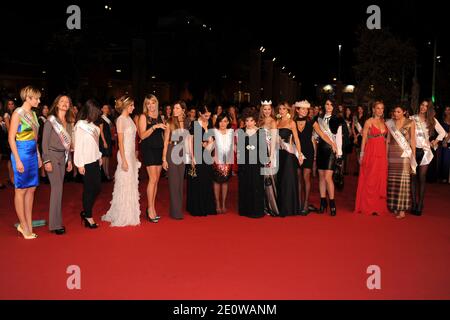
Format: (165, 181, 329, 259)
(261, 100, 272, 106)
(294, 100, 311, 109)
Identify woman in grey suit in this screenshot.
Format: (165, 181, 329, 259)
(42, 95, 74, 235)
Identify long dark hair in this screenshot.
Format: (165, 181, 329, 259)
(322, 99, 338, 117)
(168, 100, 187, 130)
(48, 95, 74, 123)
(344, 107, 353, 121)
(417, 99, 436, 132)
(355, 104, 368, 124)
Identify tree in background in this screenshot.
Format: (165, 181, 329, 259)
(353, 27, 417, 111)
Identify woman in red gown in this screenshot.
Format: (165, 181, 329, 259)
(355, 101, 388, 216)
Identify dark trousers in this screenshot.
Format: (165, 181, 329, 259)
(82, 161, 101, 218)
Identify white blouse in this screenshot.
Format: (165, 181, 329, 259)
(213, 128, 234, 164)
(411, 116, 446, 149)
(74, 120, 102, 168)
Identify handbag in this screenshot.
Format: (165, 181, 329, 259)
(333, 157, 344, 190)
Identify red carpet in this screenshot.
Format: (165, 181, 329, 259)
(1, 171, 449, 300)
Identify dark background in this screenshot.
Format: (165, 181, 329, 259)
(1, 0, 448, 109)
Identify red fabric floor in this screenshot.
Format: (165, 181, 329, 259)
(0, 171, 449, 299)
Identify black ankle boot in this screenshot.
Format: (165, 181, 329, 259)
(416, 202, 423, 216)
(329, 199, 336, 216)
(319, 198, 327, 214)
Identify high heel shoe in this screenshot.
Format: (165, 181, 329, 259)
(145, 208, 159, 223)
(329, 199, 336, 216)
(17, 224, 38, 239)
(318, 198, 327, 214)
(82, 217, 98, 229)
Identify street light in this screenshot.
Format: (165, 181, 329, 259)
(432, 38, 437, 103)
(338, 44, 342, 82)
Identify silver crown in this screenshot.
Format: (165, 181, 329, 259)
(261, 100, 272, 106)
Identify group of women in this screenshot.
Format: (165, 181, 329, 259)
(355, 100, 447, 218)
(4, 85, 449, 240)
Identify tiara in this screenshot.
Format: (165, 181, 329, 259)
(294, 100, 311, 109)
(123, 96, 131, 103)
(261, 100, 272, 106)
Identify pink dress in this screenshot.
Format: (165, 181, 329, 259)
(355, 125, 388, 215)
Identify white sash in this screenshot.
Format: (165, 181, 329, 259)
(411, 115, 434, 166)
(48, 115, 72, 153)
(386, 119, 417, 174)
(354, 116, 362, 133)
(78, 121, 99, 148)
(16, 107, 39, 140)
(318, 117, 335, 143)
(101, 115, 112, 126)
(278, 130, 305, 161)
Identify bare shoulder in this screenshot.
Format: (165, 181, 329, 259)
(365, 118, 373, 126)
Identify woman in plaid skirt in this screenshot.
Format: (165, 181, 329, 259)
(386, 105, 417, 219)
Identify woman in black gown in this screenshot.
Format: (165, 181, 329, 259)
(238, 109, 267, 218)
(276, 102, 303, 217)
(186, 105, 216, 216)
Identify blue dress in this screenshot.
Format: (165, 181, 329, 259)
(11, 109, 39, 188)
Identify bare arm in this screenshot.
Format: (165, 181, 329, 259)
(118, 131, 126, 162)
(351, 119, 357, 142)
(290, 120, 302, 157)
(8, 112, 21, 165)
(99, 123, 107, 147)
(360, 119, 371, 158)
(138, 114, 152, 140)
(162, 125, 171, 170)
(4, 114, 11, 131)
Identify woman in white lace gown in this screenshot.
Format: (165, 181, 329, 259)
(102, 96, 141, 226)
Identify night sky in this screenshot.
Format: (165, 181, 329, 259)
(1, 0, 448, 101)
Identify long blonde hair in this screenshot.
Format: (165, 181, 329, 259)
(143, 94, 159, 118)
